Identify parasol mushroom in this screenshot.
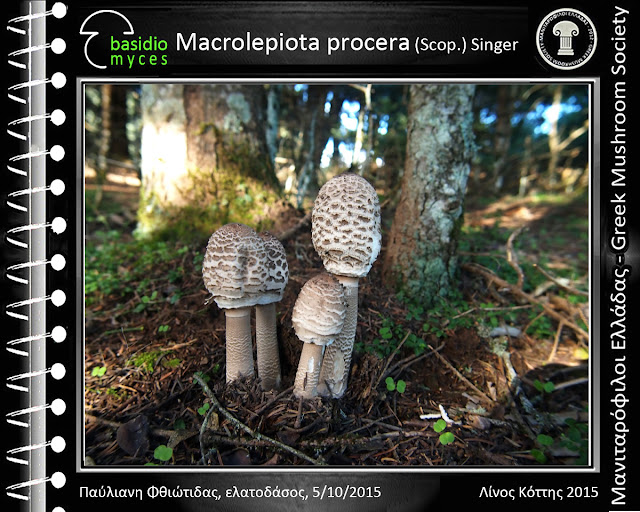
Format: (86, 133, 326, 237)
(255, 231, 288, 390)
(312, 172, 382, 398)
(202, 223, 267, 383)
(292, 273, 347, 399)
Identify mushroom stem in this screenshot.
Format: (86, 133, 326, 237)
(317, 276, 359, 398)
(293, 343, 324, 398)
(224, 307, 254, 383)
(255, 302, 282, 390)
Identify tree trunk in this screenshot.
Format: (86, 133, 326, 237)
(137, 84, 278, 238)
(546, 85, 563, 188)
(383, 84, 475, 308)
(95, 84, 112, 208)
(491, 84, 515, 192)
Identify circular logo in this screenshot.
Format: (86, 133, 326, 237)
(536, 8, 597, 70)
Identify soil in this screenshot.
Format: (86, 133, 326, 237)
(84, 166, 590, 467)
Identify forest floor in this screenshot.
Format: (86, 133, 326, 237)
(84, 165, 590, 467)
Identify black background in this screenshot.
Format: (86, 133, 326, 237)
(2, 1, 636, 511)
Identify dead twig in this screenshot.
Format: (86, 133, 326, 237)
(387, 342, 445, 380)
(462, 262, 589, 341)
(506, 227, 526, 289)
(547, 320, 565, 364)
(373, 331, 411, 391)
(430, 345, 494, 405)
(533, 264, 588, 297)
(193, 374, 325, 466)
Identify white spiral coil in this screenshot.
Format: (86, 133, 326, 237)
(6, 2, 68, 508)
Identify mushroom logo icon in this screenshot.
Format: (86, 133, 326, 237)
(80, 10, 134, 69)
(536, 8, 597, 70)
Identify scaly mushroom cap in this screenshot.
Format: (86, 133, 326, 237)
(292, 273, 347, 346)
(312, 173, 382, 278)
(258, 231, 289, 304)
(202, 223, 268, 309)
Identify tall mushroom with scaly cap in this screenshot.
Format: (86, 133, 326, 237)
(292, 273, 347, 399)
(202, 223, 268, 383)
(312, 172, 382, 398)
(255, 232, 288, 390)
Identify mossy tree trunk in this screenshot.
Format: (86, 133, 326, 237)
(138, 84, 279, 239)
(383, 84, 476, 308)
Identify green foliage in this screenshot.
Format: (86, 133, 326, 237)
(153, 444, 173, 462)
(533, 379, 555, 394)
(531, 448, 547, 464)
(135, 167, 279, 243)
(85, 230, 192, 308)
(129, 349, 170, 373)
(433, 419, 455, 445)
(439, 432, 455, 445)
(91, 366, 106, 378)
(193, 371, 211, 384)
(526, 311, 554, 339)
(433, 419, 447, 433)
(198, 402, 211, 416)
(133, 290, 159, 313)
(385, 377, 406, 393)
(158, 324, 170, 333)
(560, 418, 588, 465)
(537, 434, 554, 446)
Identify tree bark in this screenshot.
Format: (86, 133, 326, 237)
(383, 84, 475, 308)
(137, 84, 278, 238)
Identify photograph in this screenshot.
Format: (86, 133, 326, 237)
(83, 81, 591, 467)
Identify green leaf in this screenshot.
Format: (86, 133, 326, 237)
(91, 366, 106, 377)
(533, 379, 544, 392)
(396, 380, 406, 394)
(433, 419, 447, 433)
(567, 427, 582, 443)
(439, 432, 455, 445)
(531, 449, 547, 464)
(380, 327, 393, 340)
(193, 371, 211, 383)
(174, 419, 186, 431)
(537, 434, 554, 447)
(543, 381, 555, 393)
(153, 445, 173, 462)
(385, 377, 396, 391)
(198, 402, 211, 416)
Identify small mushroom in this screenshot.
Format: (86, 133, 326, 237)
(202, 223, 267, 383)
(292, 273, 347, 399)
(255, 231, 288, 390)
(312, 172, 382, 398)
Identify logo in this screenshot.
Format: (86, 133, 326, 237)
(536, 8, 597, 70)
(80, 10, 168, 69)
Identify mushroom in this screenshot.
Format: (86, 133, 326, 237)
(292, 273, 347, 399)
(255, 231, 288, 390)
(312, 172, 381, 398)
(202, 223, 268, 383)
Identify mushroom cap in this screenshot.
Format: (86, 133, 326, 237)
(258, 231, 289, 304)
(202, 223, 268, 309)
(312, 172, 382, 278)
(292, 273, 347, 346)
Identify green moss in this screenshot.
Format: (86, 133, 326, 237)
(136, 167, 278, 243)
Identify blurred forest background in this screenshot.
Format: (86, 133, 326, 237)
(84, 83, 590, 467)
